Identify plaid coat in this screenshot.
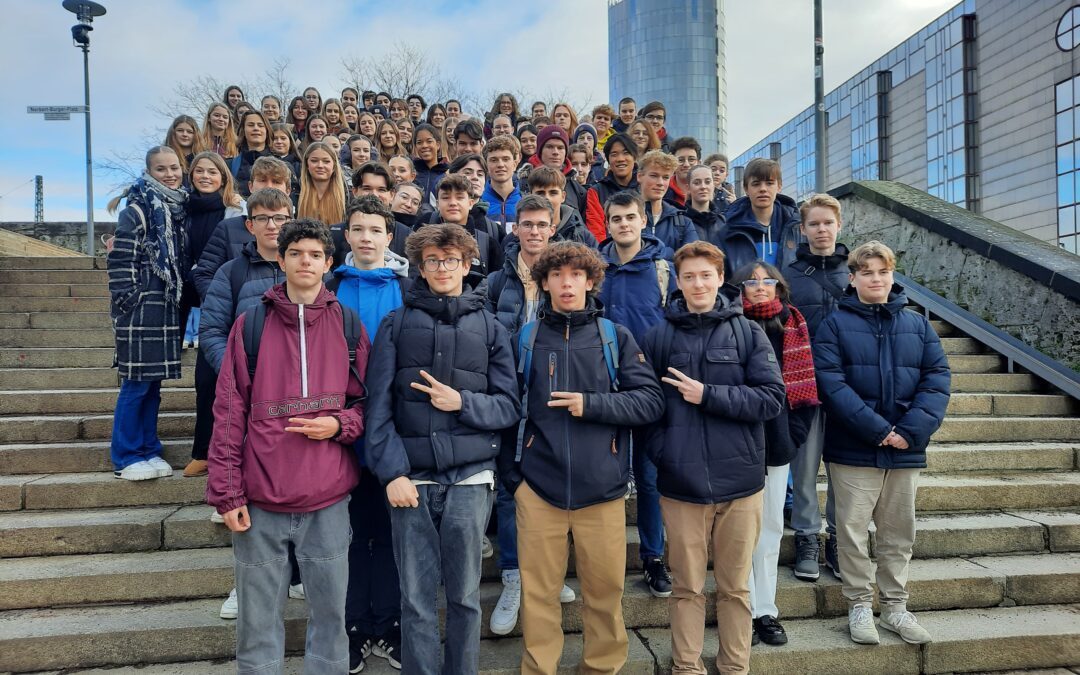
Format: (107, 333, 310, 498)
(107, 204, 184, 381)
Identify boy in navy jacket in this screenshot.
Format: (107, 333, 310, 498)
(814, 241, 950, 646)
(499, 241, 664, 674)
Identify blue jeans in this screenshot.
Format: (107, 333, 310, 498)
(496, 480, 518, 570)
(634, 441, 665, 560)
(233, 498, 351, 675)
(110, 378, 163, 471)
(790, 408, 836, 537)
(390, 483, 493, 675)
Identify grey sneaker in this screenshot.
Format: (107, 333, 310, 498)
(848, 604, 879, 644)
(880, 610, 932, 644)
(824, 535, 842, 581)
(793, 534, 820, 581)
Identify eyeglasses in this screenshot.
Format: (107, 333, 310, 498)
(742, 279, 779, 288)
(250, 214, 290, 225)
(421, 257, 463, 272)
(517, 222, 553, 231)
(645, 114, 665, 122)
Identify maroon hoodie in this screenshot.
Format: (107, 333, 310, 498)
(207, 283, 369, 515)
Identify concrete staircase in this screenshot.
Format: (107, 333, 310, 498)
(0, 256, 1078, 674)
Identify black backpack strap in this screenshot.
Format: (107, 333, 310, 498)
(339, 305, 365, 399)
(242, 301, 268, 380)
(390, 307, 407, 345)
(731, 315, 753, 367)
(792, 259, 844, 301)
(656, 320, 676, 377)
(228, 255, 251, 313)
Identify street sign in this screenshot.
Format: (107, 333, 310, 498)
(43, 113, 70, 121)
(27, 105, 88, 114)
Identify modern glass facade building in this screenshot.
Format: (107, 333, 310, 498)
(732, 0, 1080, 253)
(608, 0, 727, 153)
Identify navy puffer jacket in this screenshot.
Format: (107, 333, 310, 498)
(645, 201, 699, 253)
(364, 280, 521, 486)
(641, 289, 786, 504)
(193, 215, 251, 300)
(721, 194, 802, 274)
(783, 243, 850, 339)
(814, 285, 951, 469)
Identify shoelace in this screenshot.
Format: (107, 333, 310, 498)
(495, 580, 521, 611)
(887, 611, 918, 628)
(850, 605, 874, 626)
(797, 539, 819, 561)
(649, 559, 671, 581)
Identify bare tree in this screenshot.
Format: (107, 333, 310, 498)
(251, 57, 295, 109)
(340, 42, 464, 105)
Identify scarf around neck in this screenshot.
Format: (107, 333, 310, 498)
(742, 297, 820, 409)
(123, 173, 188, 303)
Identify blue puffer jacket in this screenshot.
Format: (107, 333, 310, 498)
(722, 194, 802, 275)
(783, 243, 851, 340)
(481, 180, 522, 231)
(641, 288, 786, 504)
(598, 234, 670, 343)
(814, 285, 951, 469)
(193, 215, 251, 301)
(646, 201, 699, 253)
(199, 242, 284, 372)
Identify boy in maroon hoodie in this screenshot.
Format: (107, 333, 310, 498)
(207, 218, 371, 674)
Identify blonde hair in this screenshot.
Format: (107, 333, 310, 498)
(163, 115, 205, 173)
(551, 102, 579, 136)
(107, 146, 178, 213)
(847, 240, 896, 273)
(376, 119, 405, 158)
(201, 103, 238, 158)
(638, 149, 677, 173)
(297, 142, 347, 226)
(189, 151, 240, 207)
(800, 193, 842, 223)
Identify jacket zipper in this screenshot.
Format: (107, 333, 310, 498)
(697, 315, 715, 503)
(298, 303, 308, 398)
(563, 318, 573, 509)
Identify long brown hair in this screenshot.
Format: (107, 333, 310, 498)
(163, 115, 205, 172)
(376, 119, 405, 158)
(201, 103, 238, 157)
(297, 142, 346, 226)
(188, 151, 240, 207)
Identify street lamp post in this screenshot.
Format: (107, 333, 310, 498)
(62, 0, 106, 257)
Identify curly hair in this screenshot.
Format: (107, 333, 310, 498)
(277, 218, 335, 258)
(405, 223, 480, 268)
(531, 241, 606, 294)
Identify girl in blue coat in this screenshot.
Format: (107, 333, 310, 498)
(813, 241, 950, 647)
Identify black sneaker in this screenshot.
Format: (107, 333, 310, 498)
(754, 616, 788, 646)
(372, 625, 402, 670)
(824, 535, 842, 581)
(643, 557, 672, 598)
(793, 534, 820, 581)
(751, 621, 761, 646)
(348, 627, 368, 673)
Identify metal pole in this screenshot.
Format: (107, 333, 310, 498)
(82, 43, 95, 257)
(814, 0, 826, 193)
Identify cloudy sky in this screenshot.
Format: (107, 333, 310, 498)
(0, 0, 957, 222)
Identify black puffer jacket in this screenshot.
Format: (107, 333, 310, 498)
(498, 299, 665, 510)
(783, 243, 850, 339)
(364, 280, 520, 486)
(641, 288, 786, 504)
(193, 215, 250, 300)
(485, 239, 532, 340)
(684, 204, 726, 249)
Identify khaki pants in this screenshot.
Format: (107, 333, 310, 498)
(828, 463, 920, 610)
(516, 481, 628, 675)
(661, 491, 763, 675)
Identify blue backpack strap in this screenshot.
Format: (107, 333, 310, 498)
(229, 154, 242, 178)
(597, 317, 620, 390)
(242, 301, 268, 380)
(514, 320, 540, 462)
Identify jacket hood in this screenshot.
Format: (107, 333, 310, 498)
(405, 277, 488, 320)
(685, 204, 723, 227)
(726, 193, 798, 230)
(599, 233, 667, 265)
(336, 249, 409, 280)
(528, 153, 573, 176)
(260, 282, 339, 327)
(598, 168, 637, 191)
(663, 286, 743, 328)
(839, 283, 908, 317)
(795, 241, 850, 267)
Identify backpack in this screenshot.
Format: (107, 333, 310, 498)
(655, 259, 670, 308)
(513, 317, 620, 462)
(653, 314, 753, 378)
(241, 301, 364, 383)
(788, 259, 845, 301)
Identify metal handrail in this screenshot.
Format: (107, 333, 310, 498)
(895, 273, 1080, 400)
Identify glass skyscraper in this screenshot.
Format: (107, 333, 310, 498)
(608, 0, 727, 153)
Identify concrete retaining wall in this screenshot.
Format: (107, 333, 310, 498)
(0, 222, 115, 257)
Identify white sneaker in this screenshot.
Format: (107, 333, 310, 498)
(482, 536, 494, 559)
(289, 583, 305, 599)
(146, 456, 173, 478)
(880, 610, 932, 644)
(113, 461, 159, 481)
(560, 583, 576, 603)
(209, 510, 225, 524)
(489, 569, 521, 635)
(220, 588, 238, 619)
(848, 603, 880, 644)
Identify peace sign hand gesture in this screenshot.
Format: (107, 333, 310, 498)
(660, 367, 705, 405)
(410, 370, 463, 412)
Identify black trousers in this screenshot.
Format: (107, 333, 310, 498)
(345, 469, 402, 637)
(191, 348, 216, 461)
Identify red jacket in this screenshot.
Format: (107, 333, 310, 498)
(207, 284, 369, 514)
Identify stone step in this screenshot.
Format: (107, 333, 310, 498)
(938, 337, 982, 355)
(0, 296, 111, 313)
(0, 411, 194, 444)
(946, 393, 1077, 416)
(11, 471, 206, 511)
(946, 354, 1004, 373)
(0, 597, 656, 673)
(929, 319, 957, 337)
(0, 257, 95, 270)
(0, 270, 108, 284)
(951, 372, 1041, 393)
(0, 283, 108, 298)
(0, 387, 195, 415)
(0, 506, 182, 558)
(640, 603, 1080, 674)
(0, 348, 196, 369)
(0, 438, 193, 475)
(0, 328, 115, 348)
(933, 417, 1080, 443)
(0, 366, 193, 390)
(0, 312, 112, 329)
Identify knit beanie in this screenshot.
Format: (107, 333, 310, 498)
(536, 125, 571, 155)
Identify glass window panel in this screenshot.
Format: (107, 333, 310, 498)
(1060, 111, 1076, 145)
(1060, 173, 1075, 205)
(950, 19, 962, 45)
(929, 159, 942, 185)
(1072, 76, 1080, 106)
(951, 124, 965, 150)
(1060, 206, 1076, 236)
(1061, 235, 1077, 254)
(1059, 81, 1075, 113)
(1060, 143, 1075, 175)
(952, 177, 965, 204)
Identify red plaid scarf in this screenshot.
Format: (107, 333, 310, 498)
(742, 297, 820, 409)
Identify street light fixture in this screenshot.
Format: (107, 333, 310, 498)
(62, 0, 106, 257)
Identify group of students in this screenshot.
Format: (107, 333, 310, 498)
(105, 89, 951, 675)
